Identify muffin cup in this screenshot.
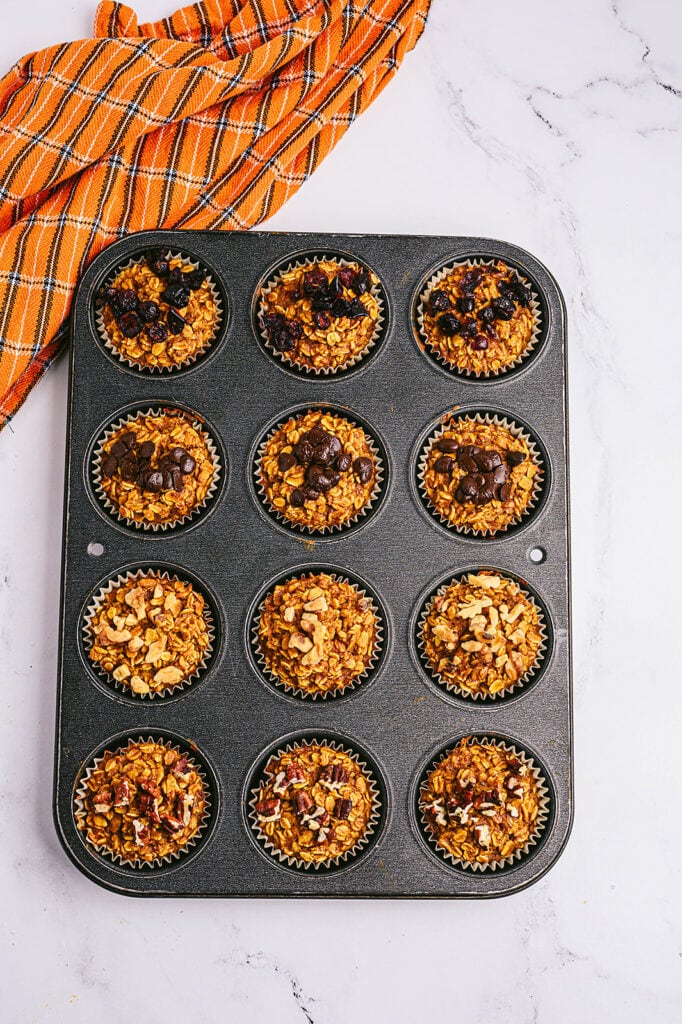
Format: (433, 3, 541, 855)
(82, 567, 216, 700)
(91, 406, 222, 532)
(417, 736, 551, 872)
(251, 570, 384, 701)
(247, 736, 383, 871)
(416, 571, 548, 702)
(74, 735, 212, 869)
(253, 408, 385, 537)
(416, 258, 542, 378)
(417, 411, 544, 538)
(95, 250, 223, 374)
(256, 253, 386, 376)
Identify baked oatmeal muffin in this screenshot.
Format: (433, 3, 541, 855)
(419, 737, 546, 868)
(256, 409, 380, 532)
(250, 740, 379, 867)
(85, 571, 212, 696)
(75, 738, 208, 865)
(419, 260, 538, 376)
(96, 250, 220, 371)
(420, 571, 544, 698)
(419, 415, 540, 535)
(95, 410, 217, 528)
(258, 257, 382, 373)
(256, 572, 379, 697)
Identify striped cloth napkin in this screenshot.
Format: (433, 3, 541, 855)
(0, 0, 431, 431)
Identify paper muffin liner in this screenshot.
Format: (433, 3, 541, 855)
(254, 409, 385, 536)
(95, 250, 223, 374)
(417, 736, 550, 872)
(82, 567, 216, 700)
(416, 571, 548, 702)
(251, 571, 384, 701)
(416, 258, 542, 378)
(74, 735, 212, 869)
(417, 411, 544, 538)
(248, 736, 383, 871)
(91, 405, 222, 532)
(255, 253, 386, 376)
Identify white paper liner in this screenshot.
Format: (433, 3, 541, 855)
(417, 571, 548, 701)
(91, 406, 221, 532)
(418, 737, 550, 872)
(82, 568, 215, 700)
(95, 250, 223, 373)
(252, 572, 384, 700)
(254, 409, 384, 536)
(74, 736, 212, 869)
(248, 737, 383, 871)
(416, 258, 542, 378)
(256, 253, 385, 376)
(417, 411, 544, 537)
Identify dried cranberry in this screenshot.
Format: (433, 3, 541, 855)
(460, 319, 478, 340)
(460, 268, 482, 293)
(311, 294, 334, 312)
(352, 269, 371, 295)
(491, 295, 515, 321)
(438, 313, 461, 336)
(471, 335, 489, 351)
(428, 289, 451, 315)
(331, 298, 352, 318)
(302, 268, 328, 298)
(326, 275, 340, 302)
(162, 284, 190, 309)
(314, 311, 331, 330)
(116, 289, 139, 313)
(287, 319, 304, 340)
(150, 258, 170, 277)
(512, 282, 532, 306)
(478, 305, 495, 325)
(347, 299, 368, 318)
(167, 309, 186, 334)
(272, 329, 293, 352)
(138, 300, 160, 323)
(262, 312, 286, 333)
(183, 268, 206, 290)
(97, 285, 118, 306)
(456, 294, 476, 314)
(337, 267, 356, 289)
(146, 321, 168, 344)
(166, 267, 184, 286)
(118, 311, 142, 338)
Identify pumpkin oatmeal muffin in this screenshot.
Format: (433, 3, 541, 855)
(95, 409, 217, 528)
(419, 415, 541, 535)
(85, 571, 213, 696)
(257, 257, 382, 373)
(419, 737, 547, 868)
(96, 250, 220, 371)
(75, 738, 209, 866)
(255, 572, 379, 698)
(256, 409, 380, 532)
(418, 260, 538, 376)
(420, 571, 544, 699)
(250, 740, 380, 868)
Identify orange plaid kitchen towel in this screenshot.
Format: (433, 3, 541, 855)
(0, 0, 430, 431)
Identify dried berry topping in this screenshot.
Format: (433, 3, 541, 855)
(302, 268, 329, 298)
(183, 268, 206, 290)
(491, 295, 516, 321)
(314, 311, 331, 331)
(438, 313, 461, 336)
(459, 319, 478, 340)
(460, 268, 483, 293)
(352, 268, 371, 295)
(456, 294, 475, 314)
(147, 321, 168, 344)
(162, 284, 191, 309)
(118, 311, 142, 338)
(471, 335, 489, 351)
(478, 305, 495, 326)
(115, 289, 139, 313)
(428, 289, 451, 315)
(138, 300, 160, 323)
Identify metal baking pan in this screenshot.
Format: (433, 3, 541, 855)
(54, 230, 572, 897)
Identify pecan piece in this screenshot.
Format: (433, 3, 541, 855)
(113, 780, 130, 807)
(318, 764, 349, 790)
(293, 790, 314, 817)
(255, 797, 282, 823)
(132, 818, 149, 846)
(92, 788, 113, 813)
(301, 806, 329, 831)
(161, 814, 184, 834)
(333, 797, 352, 820)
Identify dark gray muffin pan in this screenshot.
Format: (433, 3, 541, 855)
(54, 230, 572, 897)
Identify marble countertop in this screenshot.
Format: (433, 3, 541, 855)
(2, 0, 680, 1020)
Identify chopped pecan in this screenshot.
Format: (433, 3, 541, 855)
(255, 797, 282, 822)
(92, 788, 113, 814)
(161, 814, 184, 834)
(333, 798, 352, 820)
(293, 790, 314, 817)
(318, 764, 349, 790)
(113, 780, 130, 807)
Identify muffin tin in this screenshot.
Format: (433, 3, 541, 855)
(54, 230, 572, 897)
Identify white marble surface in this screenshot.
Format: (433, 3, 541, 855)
(2, 0, 681, 1019)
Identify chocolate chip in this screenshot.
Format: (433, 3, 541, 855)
(336, 452, 352, 473)
(474, 450, 502, 472)
(119, 458, 138, 483)
(143, 470, 164, 493)
(278, 452, 296, 473)
(353, 457, 373, 484)
(436, 437, 459, 453)
(473, 487, 495, 506)
(506, 450, 527, 467)
(162, 469, 174, 490)
(138, 441, 155, 459)
(458, 453, 479, 474)
(179, 454, 196, 475)
(327, 435, 342, 458)
(290, 489, 305, 508)
(308, 425, 331, 445)
(110, 440, 127, 459)
(170, 466, 184, 491)
(492, 463, 510, 484)
(316, 474, 333, 492)
(169, 447, 186, 464)
(305, 463, 327, 486)
(303, 486, 320, 501)
(434, 456, 453, 474)
(293, 440, 314, 464)
(326, 470, 341, 487)
(102, 455, 118, 477)
(121, 432, 137, 450)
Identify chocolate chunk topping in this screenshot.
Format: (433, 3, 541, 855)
(434, 456, 453, 474)
(353, 457, 373, 484)
(436, 438, 459, 453)
(506, 450, 527, 467)
(278, 452, 296, 473)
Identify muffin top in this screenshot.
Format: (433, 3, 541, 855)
(256, 573, 379, 697)
(75, 739, 207, 864)
(421, 417, 538, 535)
(257, 409, 378, 532)
(252, 742, 377, 866)
(97, 251, 219, 370)
(420, 738, 543, 866)
(259, 258, 381, 372)
(97, 412, 215, 526)
(87, 573, 211, 696)
(421, 571, 543, 697)
(420, 260, 536, 376)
